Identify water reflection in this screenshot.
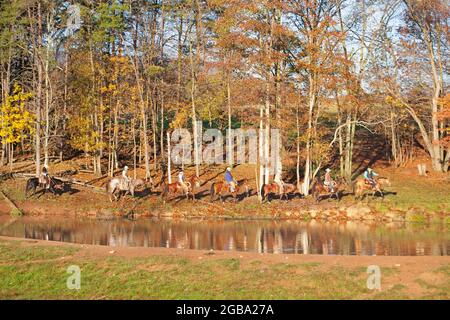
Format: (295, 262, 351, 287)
(0, 216, 448, 256)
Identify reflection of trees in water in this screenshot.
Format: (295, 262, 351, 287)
(1, 217, 448, 256)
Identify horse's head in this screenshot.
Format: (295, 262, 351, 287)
(336, 177, 349, 189)
(191, 176, 201, 188)
(238, 179, 250, 197)
(134, 178, 146, 188)
(378, 177, 391, 187)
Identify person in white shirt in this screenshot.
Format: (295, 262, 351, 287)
(122, 165, 130, 189)
(178, 170, 188, 193)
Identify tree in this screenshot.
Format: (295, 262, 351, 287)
(0, 83, 34, 170)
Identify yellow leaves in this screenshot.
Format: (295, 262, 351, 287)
(0, 83, 35, 144)
(100, 84, 117, 94)
(67, 116, 104, 153)
(170, 105, 190, 129)
(386, 95, 406, 108)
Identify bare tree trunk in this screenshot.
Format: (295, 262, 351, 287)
(43, 12, 52, 169)
(296, 102, 301, 184)
(167, 131, 172, 184)
(189, 42, 200, 177)
(152, 96, 158, 171)
(302, 73, 316, 196)
(34, 3, 43, 177)
(227, 73, 233, 166)
(160, 80, 165, 169)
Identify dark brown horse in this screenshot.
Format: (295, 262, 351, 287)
(161, 175, 201, 202)
(260, 182, 300, 202)
(210, 179, 250, 203)
(311, 177, 347, 203)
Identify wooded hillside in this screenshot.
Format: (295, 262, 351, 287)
(0, 0, 448, 195)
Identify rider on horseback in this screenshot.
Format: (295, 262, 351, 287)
(178, 170, 189, 194)
(364, 167, 378, 188)
(122, 165, 130, 189)
(324, 168, 335, 193)
(39, 166, 50, 189)
(225, 167, 236, 192)
(274, 173, 285, 194)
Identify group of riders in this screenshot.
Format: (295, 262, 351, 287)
(36, 162, 381, 199)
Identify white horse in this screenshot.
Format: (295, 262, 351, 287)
(106, 177, 146, 202)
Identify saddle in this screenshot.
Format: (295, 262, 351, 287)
(324, 181, 336, 192)
(119, 177, 130, 190)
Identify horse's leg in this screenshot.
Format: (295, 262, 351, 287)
(113, 188, 119, 202)
(26, 184, 35, 198)
(315, 193, 320, 204)
(36, 187, 45, 199)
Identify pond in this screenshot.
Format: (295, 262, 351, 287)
(0, 215, 448, 256)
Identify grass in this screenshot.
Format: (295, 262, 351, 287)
(0, 239, 449, 300)
(373, 175, 450, 213)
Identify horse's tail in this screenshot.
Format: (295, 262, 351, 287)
(25, 178, 33, 197)
(210, 182, 216, 201)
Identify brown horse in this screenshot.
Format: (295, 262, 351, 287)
(161, 175, 201, 202)
(210, 179, 250, 203)
(260, 182, 300, 202)
(311, 177, 347, 203)
(353, 177, 391, 200)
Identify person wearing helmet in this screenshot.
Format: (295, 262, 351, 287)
(225, 167, 236, 192)
(364, 167, 378, 188)
(324, 168, 334, 192)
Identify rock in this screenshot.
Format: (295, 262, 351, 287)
(384, 211, 404, 222)
(346, 204, 371, 220)
(309, 210, 318, 219)
(405, 208, 426, 223)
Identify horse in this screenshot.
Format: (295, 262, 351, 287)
(311, 177, 347, 203)
(25, 177, 70, 198)
(210, 179, 250, 203)
(353, 177, 391, 200)
(106, 177, 146, 202)
(161, 175, 201, 202)
(260, 182, 300, 202)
